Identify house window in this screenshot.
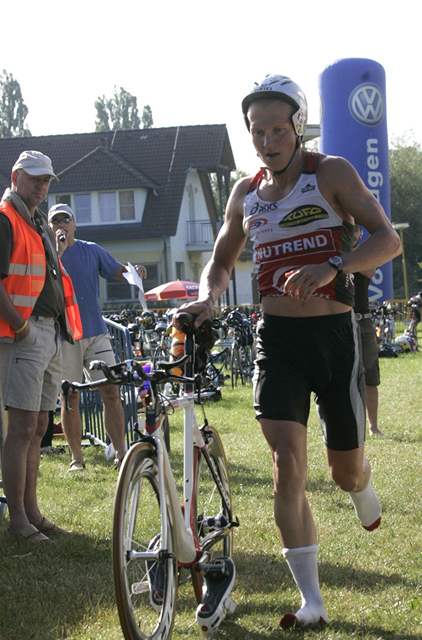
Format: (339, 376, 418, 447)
(106, 263, 159, 303)
(142, 264, 159, 291)
(107, 281, 133, 301)
(55, 194, 71, 206)
(119, 191, 135, 221)
(53, 193, 91, 223)
(175, 262, 185, 280)
(99, 192, 117, 222)
(74, 193, 91, 223)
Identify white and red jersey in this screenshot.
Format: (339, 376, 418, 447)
(243, 153, 354, 305)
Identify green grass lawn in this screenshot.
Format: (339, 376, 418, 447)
(1, 351, 421, 640)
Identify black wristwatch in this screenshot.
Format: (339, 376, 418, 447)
(327, 255, 344, 273)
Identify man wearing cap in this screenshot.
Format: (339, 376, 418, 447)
(49, 203, 145, 472)
(0, 151, 82, 543)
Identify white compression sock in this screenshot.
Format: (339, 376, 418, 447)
(349, 480, 381, 530)
(282, 544, 328, 627)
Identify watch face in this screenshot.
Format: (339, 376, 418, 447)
(329, 256, 343, 270)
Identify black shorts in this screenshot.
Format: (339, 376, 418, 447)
(253, 312, 366, 451)
(357, 318, 380, 386)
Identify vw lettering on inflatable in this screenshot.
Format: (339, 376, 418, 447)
(319, 58, 392, 302)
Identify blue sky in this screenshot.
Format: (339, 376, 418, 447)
(2, 0, 419, 172)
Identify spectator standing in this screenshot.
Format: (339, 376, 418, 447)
(49, 203, 145, 471)
(0, 151, 82, 542)
(354, 271, 383, 436)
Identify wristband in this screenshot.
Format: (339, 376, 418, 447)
(15, 319, 28, 335)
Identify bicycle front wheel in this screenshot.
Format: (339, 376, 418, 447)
(113, 442, 177, 640)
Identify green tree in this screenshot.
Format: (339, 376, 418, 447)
(390, 136, 422, 297)
(95, 87, 153, 131)
(0, 70, 31, 137)
(141, 104, 153, 129)
(210, 169, 247, 219)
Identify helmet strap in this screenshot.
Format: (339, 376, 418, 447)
(271, 139, 300, 177)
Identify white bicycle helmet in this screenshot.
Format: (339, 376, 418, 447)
(241, 74, 308, 137)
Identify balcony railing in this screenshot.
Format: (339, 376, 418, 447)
(186, 220, 214, 248)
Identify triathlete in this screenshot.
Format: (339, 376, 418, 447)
(177, 74, 401, 629)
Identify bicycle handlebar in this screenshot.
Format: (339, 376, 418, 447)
(61, 314, 215, 409)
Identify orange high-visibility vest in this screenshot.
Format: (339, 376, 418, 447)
(0, 200, 82, 341)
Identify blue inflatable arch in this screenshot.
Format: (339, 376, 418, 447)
(320, 58, 392, 301)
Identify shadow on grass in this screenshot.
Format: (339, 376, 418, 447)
(225, 552, 420, 639)
(386, 433, 422, 444)
(0, 527, 117, 640)
(232, 551, 419, 593)
(223, 619, 421, 640)
(0, 532, 418, 640)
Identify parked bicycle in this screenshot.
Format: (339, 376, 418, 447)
(61, 315, 238, 640)
(225, 310, 254, 388)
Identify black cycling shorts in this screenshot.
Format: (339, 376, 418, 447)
(357, 317, 380, 386)
(253, 312, 366, 451)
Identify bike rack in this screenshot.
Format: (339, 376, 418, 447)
(79, 317, 139, 451)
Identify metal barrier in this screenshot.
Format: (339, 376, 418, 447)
(80, 317, 140, 451)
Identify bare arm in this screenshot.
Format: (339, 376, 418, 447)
(284, 157, 401, 301)
(178, 177, 249, 326)
(321, 156, 401, 273)
(0, 281, 29, 339)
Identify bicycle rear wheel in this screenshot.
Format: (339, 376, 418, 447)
(113, 442, 177, 640)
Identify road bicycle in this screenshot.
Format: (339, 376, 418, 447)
(61, 316, 238, 640)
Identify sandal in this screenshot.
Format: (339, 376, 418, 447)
(33, 517, 68, 535)
(68, 460, 85, 472)
(7, 524, 51, 544)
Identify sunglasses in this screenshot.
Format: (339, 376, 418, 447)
(51, 216, 72, 224)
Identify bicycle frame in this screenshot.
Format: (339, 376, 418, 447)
(135, 381, 231, 567)
(62, 351, 232, 569)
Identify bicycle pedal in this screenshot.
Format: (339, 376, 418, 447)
(196, 557, 236, 632)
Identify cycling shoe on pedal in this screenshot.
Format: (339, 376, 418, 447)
(146, 534, 164, 610)
(196, 557, 236, 631)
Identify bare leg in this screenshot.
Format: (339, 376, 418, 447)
(327, 446, 370, 492)
(61, 390, 84, 465)
(24, 411, 49, 523)
(366, 385, 383, 436)
(328, 447, 381, 530)
(261, 419, 327, 627)
(2, 408, 38, 531)
(261, 419, 315, 547)
(100, 384, 126, 462)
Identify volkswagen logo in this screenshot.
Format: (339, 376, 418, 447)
(349, 83, 384, 125)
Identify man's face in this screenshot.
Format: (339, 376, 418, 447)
(49, 213, 76, 243)
(12, 170, 51, 209)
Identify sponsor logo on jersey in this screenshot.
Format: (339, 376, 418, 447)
(255, 229, 334, 263)
(301, 183, 316, 193)
(279, 205, 328, 227)
(250, 201, 278, 215)
(248, 217, 268, 230)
